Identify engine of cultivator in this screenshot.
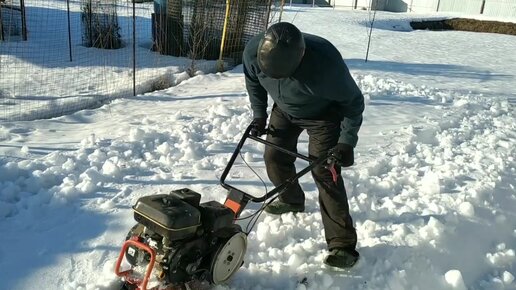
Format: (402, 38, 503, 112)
(115, 124, 333, 290)
(115, 188, 248, 290)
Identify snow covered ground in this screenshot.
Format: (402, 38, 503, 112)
(0, 5, 515, 290)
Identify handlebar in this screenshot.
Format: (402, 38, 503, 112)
(219, 123, 332, 203)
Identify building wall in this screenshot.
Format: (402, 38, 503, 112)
(438, 0, 483, 14)
(332, 0, 516, 19)
(332, 0, 379, 9)
(483, 0, 516, 18)
(401, 0, 440, 13)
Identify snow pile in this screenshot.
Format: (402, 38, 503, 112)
(0, 102, 253, 219)
(445, 270, 467, 290)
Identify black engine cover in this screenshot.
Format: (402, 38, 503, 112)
(199, 201, 234, 233)
(132, 189, 202, 241)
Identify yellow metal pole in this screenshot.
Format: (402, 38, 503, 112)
(279, 0, 285, 22)
(217, 0, 232, 72)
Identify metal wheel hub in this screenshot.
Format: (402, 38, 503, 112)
(211, 232, 247, 284)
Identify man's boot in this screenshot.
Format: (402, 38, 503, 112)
(324, 248, 359, 269)
(264, 200, 304, 215)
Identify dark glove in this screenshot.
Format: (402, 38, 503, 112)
(328, 143, 354, 167)
(250, 118, 267, 137)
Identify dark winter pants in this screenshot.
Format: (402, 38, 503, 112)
(264, 105, 357, 250)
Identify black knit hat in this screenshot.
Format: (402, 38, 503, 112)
(257, 22, 305, 79)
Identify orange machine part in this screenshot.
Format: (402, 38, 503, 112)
(224, 198, 241, 215)
(115, 236, 157, 290)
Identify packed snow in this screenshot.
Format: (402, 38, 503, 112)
(0, 4, 515, 290)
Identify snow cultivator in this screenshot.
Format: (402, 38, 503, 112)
(115, 124, 336, 290)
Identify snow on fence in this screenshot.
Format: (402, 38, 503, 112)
(0, 0, 271, 121)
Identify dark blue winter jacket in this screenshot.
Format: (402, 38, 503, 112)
(242, 32, 364, 147)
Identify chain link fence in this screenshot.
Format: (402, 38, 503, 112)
(0, 0, 272, 121)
